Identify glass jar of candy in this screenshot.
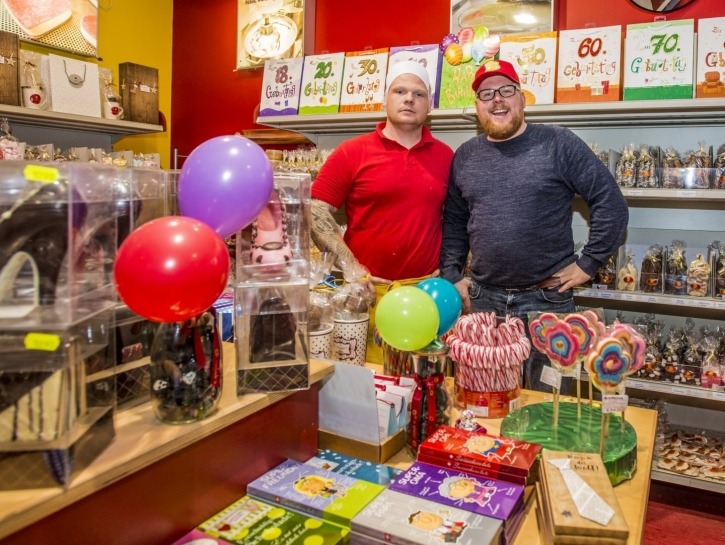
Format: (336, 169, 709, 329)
(406, 339, 452, 456)
(149, 310, 222, 423)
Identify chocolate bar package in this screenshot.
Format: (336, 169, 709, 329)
(389, 461, 525, 544)
(306, 449, 403, 486)
(350, 488, 502, 545)
(246, 459, 384, 527)
(418, 426, 542, 483)
(199, 495, 347, 544)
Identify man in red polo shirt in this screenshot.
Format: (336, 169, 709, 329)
(311, 61, 454, 364)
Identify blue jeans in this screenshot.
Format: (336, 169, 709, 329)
(469, 280, 575, 394)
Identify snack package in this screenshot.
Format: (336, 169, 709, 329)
(716, 242, 725, 298)
(615, 143, 637, 187)
(714, 144, 725, 190)
(640, 243, 663, 293)
(687, 253, 711, 297)
(664, 240, 688, 295)
(636, 144, 658, 188)
(683, 141, 712, 189)
(592, 254, 617, 289)
(662, 147, 686, 189)
(617, 253, 638, 291)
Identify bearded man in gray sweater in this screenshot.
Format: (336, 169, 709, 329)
(440, 60, 629, 392)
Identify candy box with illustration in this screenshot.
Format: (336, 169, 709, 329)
(389, 461, 525, 520)
(417, 425, 541, 482)
(199, 494, 348, 544)
(350, 488, 503, 545)
(246, 458, 385, 527)
(306, 448, 403, 486)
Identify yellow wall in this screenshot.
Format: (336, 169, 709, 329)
(99, 0, 173, 167)
(22, 1, 173, 166)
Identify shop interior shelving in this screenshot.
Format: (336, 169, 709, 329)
(260, 97, 725, 494)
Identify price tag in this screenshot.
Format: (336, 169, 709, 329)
(696, 300, 713, 309)
(670, 386, 687, 396)
(711, 391, 725, 402)
(541, 366, 562, 390)
(645, 296, 658, 303)
(636, 380, 652, 390)
(623, 294, 636, 301)
(673, 298, 686, 306)
(675, 190, 696, 197)
(714, 301, 725, 311)
(602, 394, 628, 413)
(625, 189, 644, 196)
(23, 164, 59, 183)
(24, 333, 61, 351)
(599, 291, 613, 299)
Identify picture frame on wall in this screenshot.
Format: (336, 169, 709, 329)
(236, 0, 309, 71)
(0, 0, 97, 58)
(450, 0, 553, 36)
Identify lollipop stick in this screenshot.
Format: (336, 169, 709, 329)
(576, 362, 582, 419)
(599, 410, 610, 458)
(553, 386, 560, 428)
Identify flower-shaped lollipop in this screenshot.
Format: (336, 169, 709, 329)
(528, 312, 559, 353)
(608, 321, 646, 376)
(586, 337, 632, 392)
(543, 320, 581, 371)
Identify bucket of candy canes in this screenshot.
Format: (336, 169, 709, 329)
(445, 312, 531, 419)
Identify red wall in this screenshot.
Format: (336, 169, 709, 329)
(171, 0, 725, 163)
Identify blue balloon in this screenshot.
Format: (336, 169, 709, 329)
(417, 278, 462, 336)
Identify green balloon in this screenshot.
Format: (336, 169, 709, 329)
(375, 286, 439, 352)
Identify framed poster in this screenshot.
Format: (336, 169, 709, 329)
(0, 0, 97, 57)
(237, 0, 308, 71)
(450, 0, 553, 36)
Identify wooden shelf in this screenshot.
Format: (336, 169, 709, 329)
(0, 104, 163, 136)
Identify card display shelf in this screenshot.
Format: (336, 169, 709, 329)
(258, 98, 725, 139)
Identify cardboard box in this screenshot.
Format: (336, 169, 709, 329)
(318, 427, 405, 464)
(119, 62, 159, 124)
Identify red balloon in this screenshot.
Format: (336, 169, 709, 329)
(114, 216, 230, 322)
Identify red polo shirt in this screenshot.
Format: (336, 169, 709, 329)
(312, 123, 453, 280)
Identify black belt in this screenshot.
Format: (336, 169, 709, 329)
(489, 276, 562, 292)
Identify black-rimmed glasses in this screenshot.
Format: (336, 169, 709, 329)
(475, 85, 520, 101)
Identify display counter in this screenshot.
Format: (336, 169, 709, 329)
(0, 347, 334, 545)
(386, 389, 658, 545)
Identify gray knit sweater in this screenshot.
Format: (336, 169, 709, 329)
(440, 123, 629, 287)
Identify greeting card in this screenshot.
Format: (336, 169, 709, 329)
(339, 48, 389, 113)
(696, 17, 725, 99)
(499, 31, 557, 105)
(623, 19, 694, 101)
(259, 57, 304, 116)
(389, 44, 443, 107)
(298, 52, 345, 115)
(556, 26, 623, 103)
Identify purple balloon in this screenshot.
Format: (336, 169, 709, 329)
(178, 135, 274, 238)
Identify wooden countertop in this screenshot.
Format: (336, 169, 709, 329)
(0, 346, 334, 540)
(386, 388, 658, 545)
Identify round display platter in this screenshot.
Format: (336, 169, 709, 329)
(500, 401, 637, 485)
